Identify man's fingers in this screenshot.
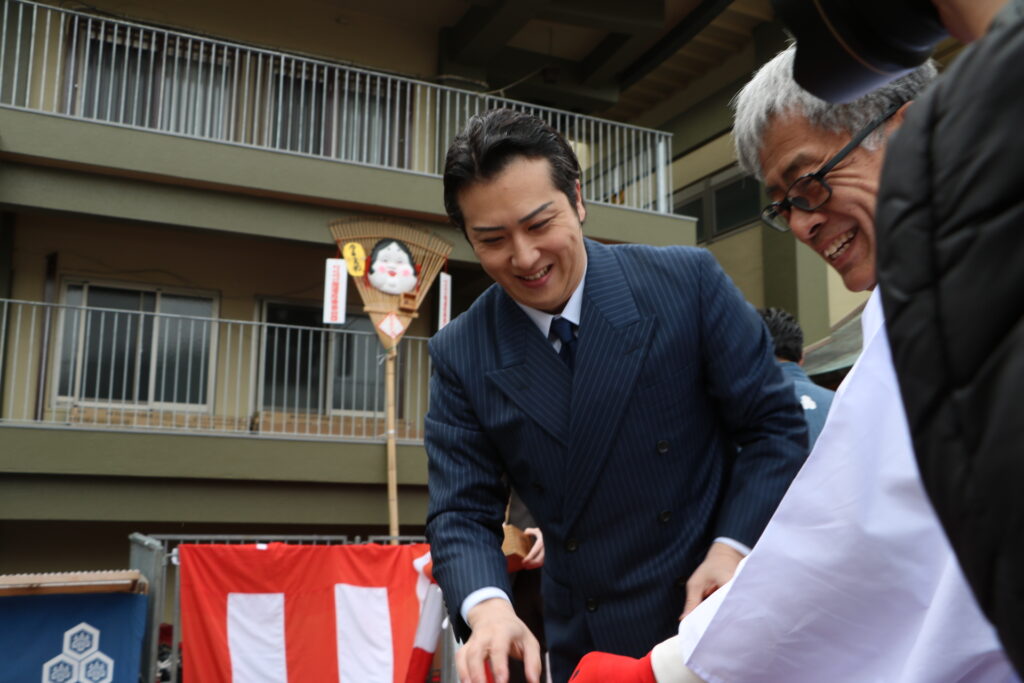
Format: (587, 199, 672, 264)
(456, 645, 472, 683)
(459, 640, 499, 683)
(521, 640, 543, 683)
(487, 643, 511, 683)
(681, 581, 706, 619)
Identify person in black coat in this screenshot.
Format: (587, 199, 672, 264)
(774, 0, 1024, 672)
(875, 2, 1024, 673)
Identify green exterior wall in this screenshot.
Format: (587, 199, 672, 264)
(0, 109, 694, 254)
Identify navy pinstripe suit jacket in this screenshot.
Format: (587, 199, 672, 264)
(425, 239, 806, 677)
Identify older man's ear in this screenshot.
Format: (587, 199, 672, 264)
(888, 101, 913, 131)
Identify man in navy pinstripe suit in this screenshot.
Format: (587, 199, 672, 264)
(425, 108, 807, 683)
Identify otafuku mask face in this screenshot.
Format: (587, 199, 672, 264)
(368, 240, 418, 295)
(773, 0, 947, 103)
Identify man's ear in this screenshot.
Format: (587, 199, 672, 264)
(888, 101, 913, 131)
(574, 179, 587, 225)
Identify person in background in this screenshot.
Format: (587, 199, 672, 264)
(758, 307, 834, 449)
(505, 490, 547, 683)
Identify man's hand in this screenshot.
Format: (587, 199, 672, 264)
(680, 541, 743, 618)
(521, 527, 545, 569)
(459, 598, 541, 683)
(571, 651, 656, 682)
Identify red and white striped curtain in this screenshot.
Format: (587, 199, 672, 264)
(179, 543, 436, 683)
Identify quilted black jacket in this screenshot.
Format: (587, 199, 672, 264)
(876, 10, 1024, 675)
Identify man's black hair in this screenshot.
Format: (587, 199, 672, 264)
(443, 108, 582, 236)
(758, 307, 804, 363)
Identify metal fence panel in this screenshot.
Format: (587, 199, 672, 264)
(0, 0, 674, 214)
(0, 298, 430, 443)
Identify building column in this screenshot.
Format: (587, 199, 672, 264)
(0, 212, 13, 299)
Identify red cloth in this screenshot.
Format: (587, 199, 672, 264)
(180, 543, 432, 683)
(571, 651, 656, 682)
(404, 584, 445, 683)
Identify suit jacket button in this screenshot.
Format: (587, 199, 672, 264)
(532, 481, 545, 493)
(585, 598, 598, 612)
(676, 576, 687, 589)
(659, 510, 672, 523)
(656, 440, 670, 454)
(565, 538, 579, 552)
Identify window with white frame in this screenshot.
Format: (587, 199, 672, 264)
(260, 302, 385, 415)
(674, 165, 762, 242)
(63, 20, 233, 135)
(57, 283, 216, 407)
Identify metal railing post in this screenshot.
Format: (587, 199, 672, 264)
(0, 0, 675, 215)
(656, 136, 670, 214)
(129, 532, 167, 683)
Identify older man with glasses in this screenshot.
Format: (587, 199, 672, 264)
(569, 45, 1018, 683)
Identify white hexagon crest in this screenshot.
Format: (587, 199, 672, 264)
(80, 651, 114, 683)
(41, 654, 79, 683)
(63, 622, 100, 659)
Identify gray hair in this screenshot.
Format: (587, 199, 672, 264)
(732, 45, 938, 180)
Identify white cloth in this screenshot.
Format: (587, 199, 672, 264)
(675, 291, 1017, 683)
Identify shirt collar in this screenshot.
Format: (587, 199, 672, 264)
(515, 267, 586, 340)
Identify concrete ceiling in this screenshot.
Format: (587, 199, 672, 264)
(432, 0, 775, 121)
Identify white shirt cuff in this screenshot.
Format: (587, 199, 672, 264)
(713, 536, 751, 556)
(460, 586, 511, 623)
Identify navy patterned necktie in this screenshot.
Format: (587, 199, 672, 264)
(550, 317, 577, 370)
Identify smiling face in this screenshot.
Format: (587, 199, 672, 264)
(760, 114, 888, 292)
(368, 240, 418, 295)
(458, 156, 587, 313)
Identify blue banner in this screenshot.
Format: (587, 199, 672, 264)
(0, 592, 147, 683)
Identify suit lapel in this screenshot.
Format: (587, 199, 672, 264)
(563, 241, 655, 528)
(485, 292, 572, 446)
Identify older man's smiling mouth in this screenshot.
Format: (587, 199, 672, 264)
(824, 229, 856, 261)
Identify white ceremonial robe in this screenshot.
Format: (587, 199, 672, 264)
(676, 291, 1018, 683)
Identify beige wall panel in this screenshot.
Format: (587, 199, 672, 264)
(0, 426, 429, 485)
(9, 211, 445, 333)
(0, 474, 429, 526)
(0, 109, 688, 252)
(826, 266, 870, 327)
(672, 133, 735, 191)
(12, 215, 334, 317)
(706, 226, 765, 308)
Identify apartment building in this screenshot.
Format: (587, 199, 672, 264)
(0, 0, 871, 577)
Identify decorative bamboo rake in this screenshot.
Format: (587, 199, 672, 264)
(328, 216, 452, 542)
(328, 217, 452, 348)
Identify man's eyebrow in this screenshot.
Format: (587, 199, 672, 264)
(765, 153, 811, 196)
(518, 201, 553, 224)
(469, 201, 554, 232)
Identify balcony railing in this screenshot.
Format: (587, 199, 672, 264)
(0, 298, 430, 442)
(0, 0, 673, 213)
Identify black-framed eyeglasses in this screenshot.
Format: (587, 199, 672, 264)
(760, 101, 902, 233)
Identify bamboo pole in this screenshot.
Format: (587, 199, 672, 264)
(386, 345, 399, 543)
